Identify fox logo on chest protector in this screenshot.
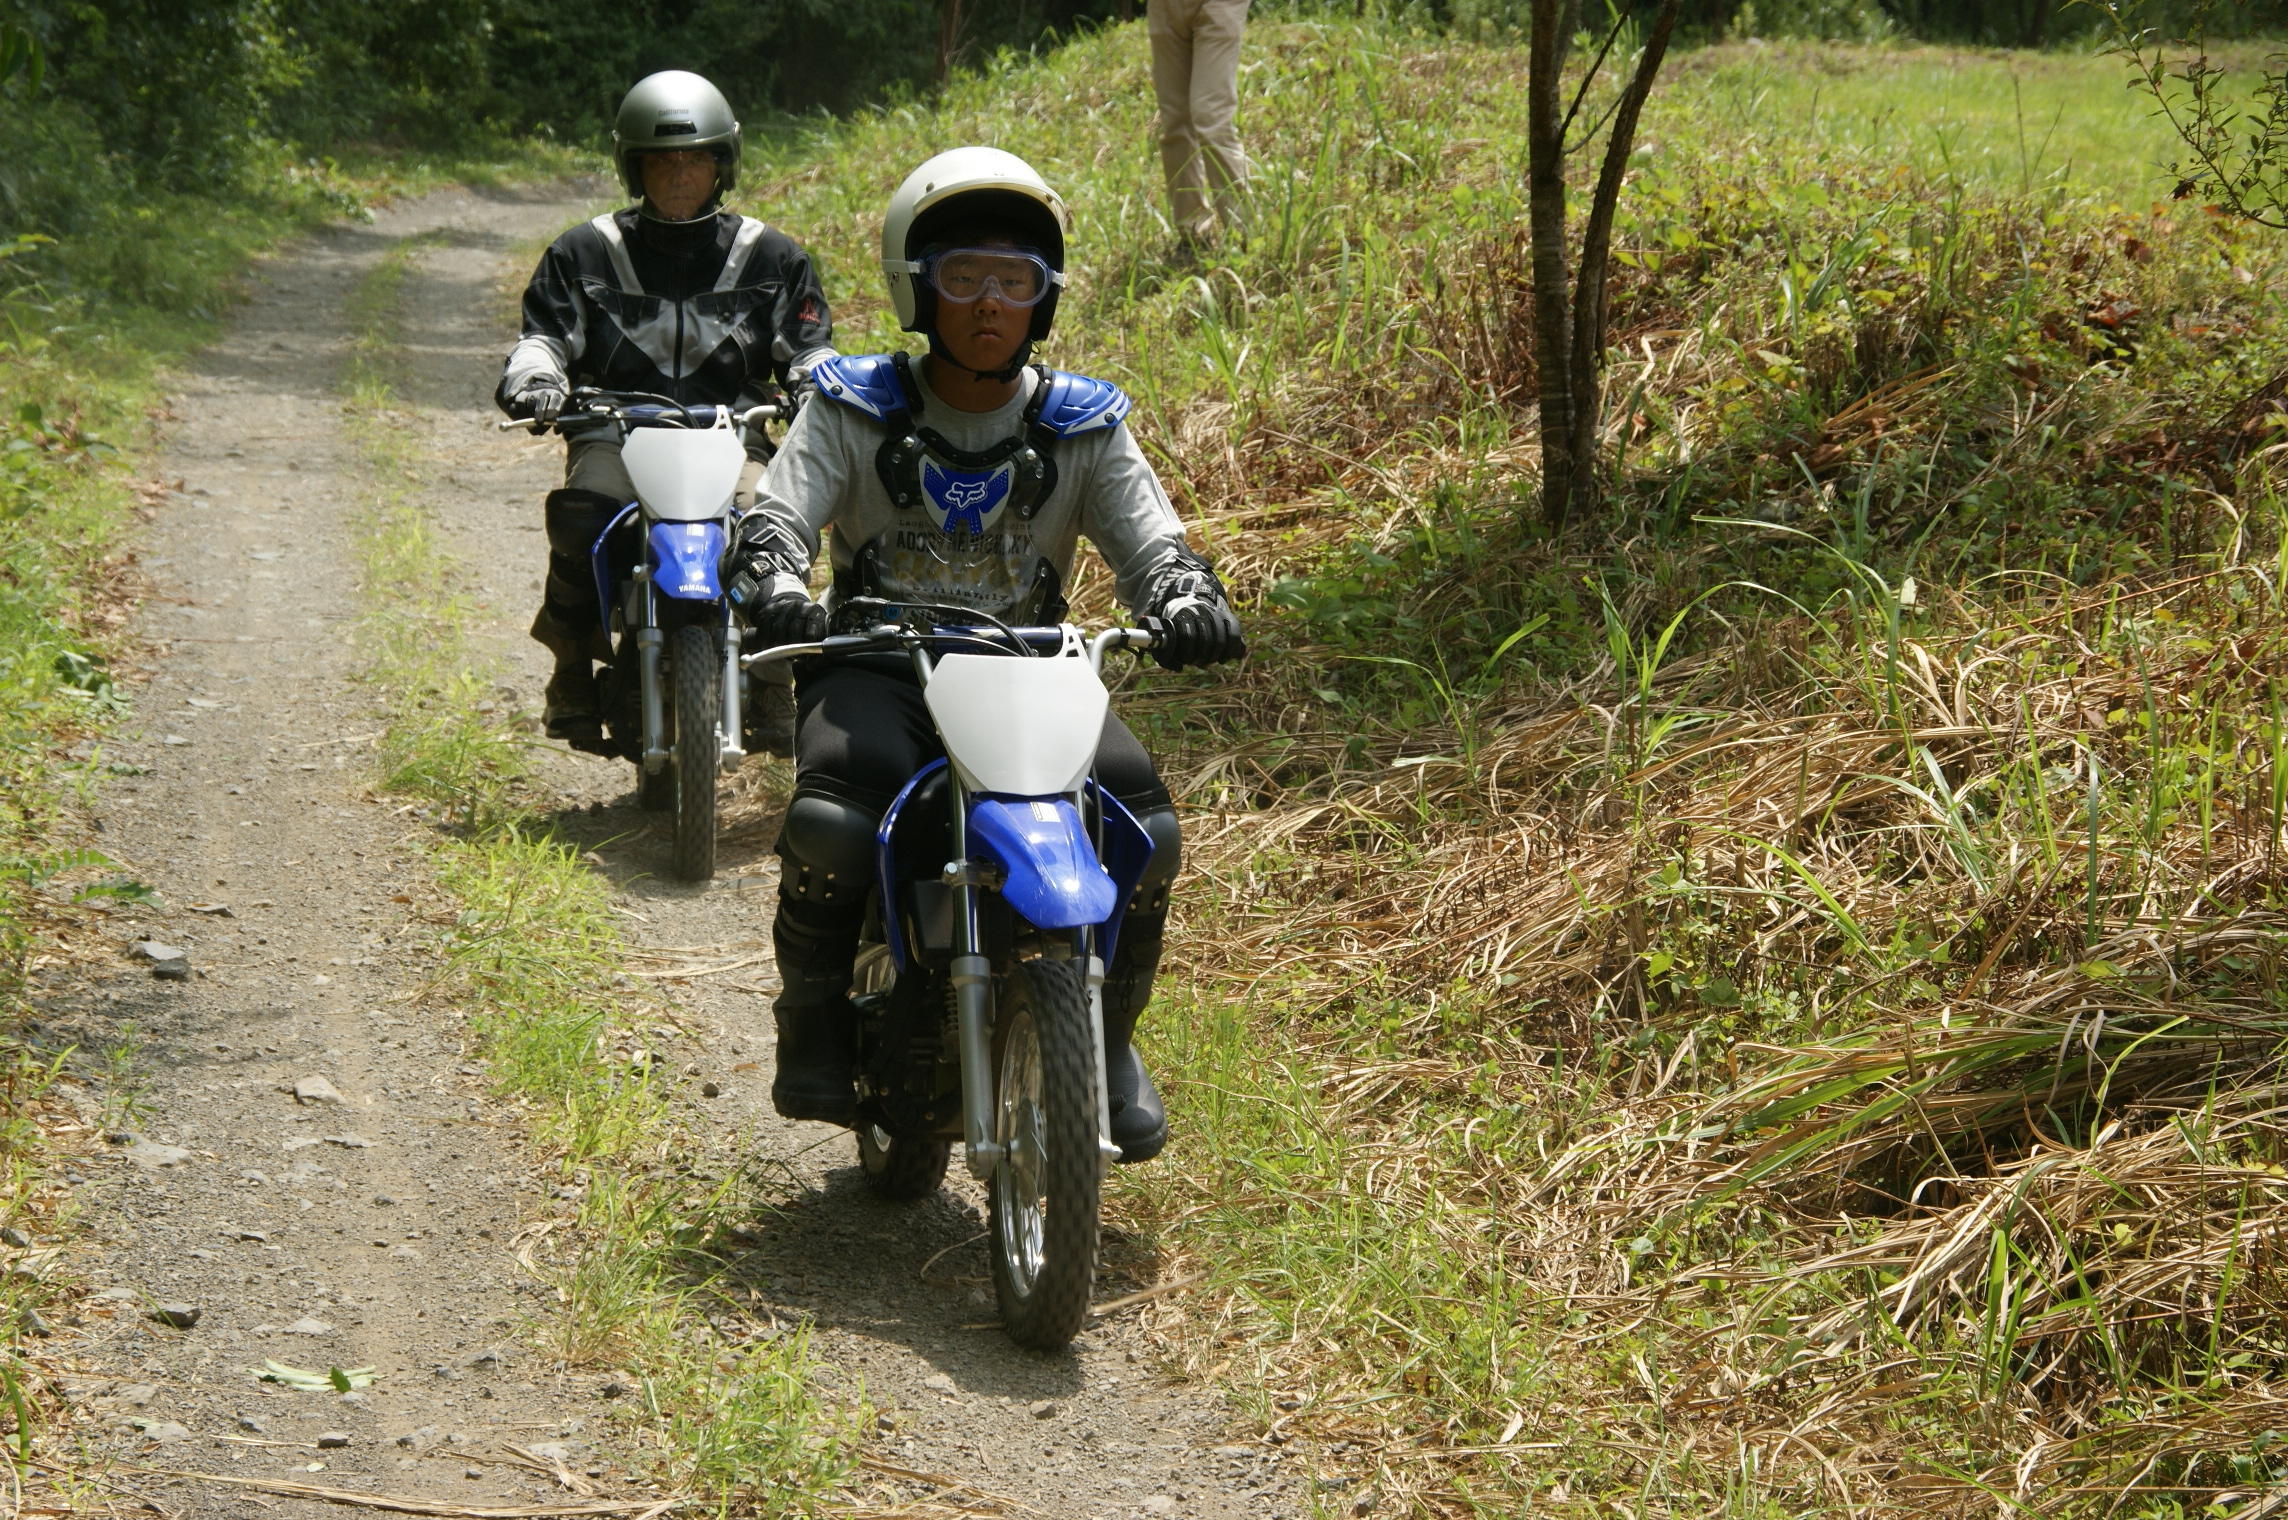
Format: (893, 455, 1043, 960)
(922, 458, 1015, 540)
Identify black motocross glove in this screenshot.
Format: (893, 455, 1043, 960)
(1141, 548, 1246, 671)
(722, 516, 813, 626)
(750, 592, 827, 648)
(510, 381, 567, 426)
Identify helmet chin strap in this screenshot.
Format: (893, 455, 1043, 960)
(926, 331, 1033, 384)
(636, 192, 723, 227)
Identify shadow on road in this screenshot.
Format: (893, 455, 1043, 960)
(715, 1161, 1106, 1397)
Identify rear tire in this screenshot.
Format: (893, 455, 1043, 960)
(859, 1122, 952, 1201)
(667, 623, 720, 882)
(988, 958, 1100, 1350)
(851, 947, 952, 1201)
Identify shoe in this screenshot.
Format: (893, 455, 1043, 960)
(771, 998, 856, 1125)
(1103, 993, 1167, 1163)
(745, 676, 796, 760)
(1106, 1041, 1167, 1163)
(542, 663, 604, 747)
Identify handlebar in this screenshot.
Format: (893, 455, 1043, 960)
(740, 610, 1154, 677)
(495, 387, 792, 434)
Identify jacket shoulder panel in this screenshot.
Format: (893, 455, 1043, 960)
(810, 353, 908, 423)
(1035, 371, 1132, 437)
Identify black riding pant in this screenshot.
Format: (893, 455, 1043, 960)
(791, 661, 1172, 816)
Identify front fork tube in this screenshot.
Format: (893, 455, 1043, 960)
(951, 768, 1000, 1177)
(1086, 945, 1118, 1172)
(718, 606, 745, 772)
(633, 570, 667, 773)
(947, 778, 1119, 1181)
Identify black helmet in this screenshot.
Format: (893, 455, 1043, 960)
(612, 71, 741, 202)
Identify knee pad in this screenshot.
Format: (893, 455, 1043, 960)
(1130, 804, 1181, 915)
(777, 793, 879, 905)
(544, 489, 624, 560)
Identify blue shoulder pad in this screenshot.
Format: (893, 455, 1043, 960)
(809, 354, 910, 422)
(1035, 371, 1132, 437)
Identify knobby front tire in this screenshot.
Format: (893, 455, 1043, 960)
(988, 957, 1101, 1350)
(667, 623, 720, 882)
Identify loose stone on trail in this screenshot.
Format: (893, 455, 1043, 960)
(292, 1076, 346, 1105)
(148, 1302, 201, 1329)
(124, 1139, 193, 1167)
(130, 941, 190, 979)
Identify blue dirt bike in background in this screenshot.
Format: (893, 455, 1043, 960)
(501, 389, 787, 881)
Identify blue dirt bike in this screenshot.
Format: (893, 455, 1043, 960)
(745, 600, 1162, 1349)
(502, 390, 787, 881)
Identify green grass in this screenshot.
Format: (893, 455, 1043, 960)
(339, 236, 856, 1516)
(739, 17, 2288, 1516)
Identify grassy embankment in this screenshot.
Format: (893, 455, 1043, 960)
(748, 22, 2288, 1518)
(0, 143, 579, 1477)
(338, 239, 863, 1512)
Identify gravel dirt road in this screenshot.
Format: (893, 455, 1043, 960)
(30, 185, 1307, 1520)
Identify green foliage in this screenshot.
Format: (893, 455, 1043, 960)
(0, 19, 38, 88)
(751, 16, 2288, 1512)
(2095, 0, 2288, 229)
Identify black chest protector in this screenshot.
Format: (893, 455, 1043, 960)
(804, 351, 1138, 621)
(871, 352, 1059, 531)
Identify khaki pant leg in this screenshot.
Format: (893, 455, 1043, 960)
(1147, 0, 1206, 233)
(1190, 0, 1250, 227)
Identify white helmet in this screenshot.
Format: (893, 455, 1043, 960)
(880, 147, 1070, 344)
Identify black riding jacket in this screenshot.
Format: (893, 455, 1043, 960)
(496, 207, 836, 416)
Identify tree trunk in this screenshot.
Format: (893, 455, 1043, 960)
(938, 0, 966, 83)
(1561, 0, 1682, 524)
(1526, 0, 1574, 532)
(2023, 0, 2054, 48)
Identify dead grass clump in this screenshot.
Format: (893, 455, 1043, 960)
(1135, 552, 2288, 1513)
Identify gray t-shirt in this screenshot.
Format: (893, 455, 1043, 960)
(748, 363, 1192, 619)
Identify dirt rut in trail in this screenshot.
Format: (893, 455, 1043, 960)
(37, 186, 1306, 1520)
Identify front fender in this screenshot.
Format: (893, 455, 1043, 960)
(968, 795, 1117, 931)
(649, 520, 726, 602)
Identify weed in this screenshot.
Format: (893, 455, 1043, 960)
(733, 19, 2288, 1517)
(340, 236, 854, 1513)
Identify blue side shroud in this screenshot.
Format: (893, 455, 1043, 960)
(590, 503, 640, 637)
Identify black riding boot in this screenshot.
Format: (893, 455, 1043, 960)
(533, 489, 619, 748)
(770, 896, 863, 1124)
(1102, 911, 1169, 1163)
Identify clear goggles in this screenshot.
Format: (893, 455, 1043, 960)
(913, 247, 1062, 308)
